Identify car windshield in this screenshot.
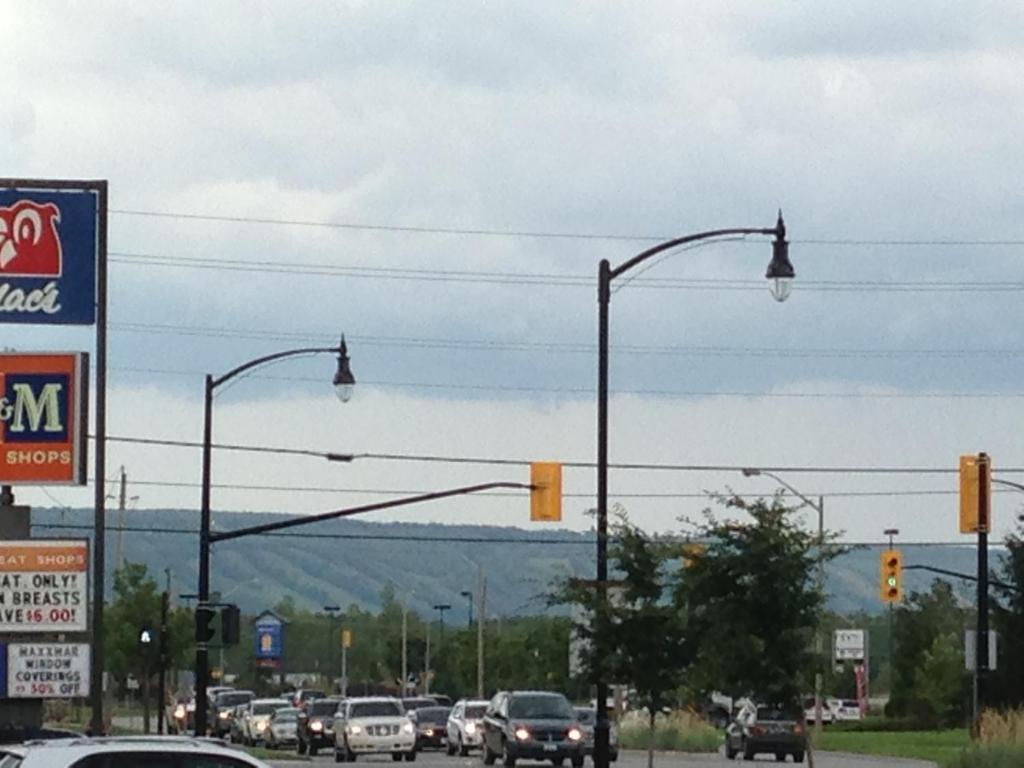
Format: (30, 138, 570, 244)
(299, 690, 325, 701)
(465, 705, 487, 719)
(311, 700, 340, 715)
(276, 709, 300, 721)
(842, 700, 858, 708)
(216, 692, 252, 706)
(416, 707, 449, 724)
(574, 709, 596, 725)
(508, 695, 573, 720)
(757, 706, 799, 721)
(253, 702, 287, 715)
(352, 701, 403, 718)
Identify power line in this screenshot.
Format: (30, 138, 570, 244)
(109, 208, 1024, 247)
(82, 476, 1008, 500)
(107, 320, 1024, 361)
(26, 522, 1002, 549)
(108, 251, 1024, 293)
(108, 364, 1024, 400)
(94, 434, 1024, 475)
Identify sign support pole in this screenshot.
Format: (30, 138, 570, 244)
(90, 180, 109, 736)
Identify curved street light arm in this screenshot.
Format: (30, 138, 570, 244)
(750, 468, 823, 513)
(993, 478, 1024, 494)
(609, 225, 780, 281)
(212, 345, 343, 390)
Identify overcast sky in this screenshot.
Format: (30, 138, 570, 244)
(4, 2, 1024, 546)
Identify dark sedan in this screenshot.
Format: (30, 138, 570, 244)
(413, 706, 451, 750)
(725, 703, 806, 763)
(297, 697, 342, 756)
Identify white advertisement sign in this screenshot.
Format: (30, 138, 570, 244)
(834, 629, 866, 661)
(7, 643, 90, 698)
(0, 540, 88, 632)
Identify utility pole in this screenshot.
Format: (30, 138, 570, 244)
(117, 466, 126, 570)
(477, 572, 486, 699)
(884, 527, 899, 692)
(401, 606, 408, 695)
(424, 620, 431, 695)
(976, 454, 991, 733)
(157, 590, 169, 734)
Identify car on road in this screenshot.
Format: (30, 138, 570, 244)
(0, 735, 272, 768)
(266, 707, 302, 749)
(829, 698, 863, 722)
(481, 690, 585, 768)
(412, 706, 451, 750)
(802, 697, 834, 726)
(725, 703, 806, 763)
(446, 699, 489, 756)
(212, 690, 255, 738)
(167, 697, 195, 735)
(333, 696, 417, 762)
(298, 697, 344, 756)
(292, 688, 327, 710)
(401, 697, 439, 715)
(242, 698, 290, 745)
(573, 707, 619, 763)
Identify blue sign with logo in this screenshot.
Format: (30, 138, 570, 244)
(255, 620, 284, 660)
(0, 186, 98, 325)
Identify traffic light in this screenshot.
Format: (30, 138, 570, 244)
(530, 462, 562, 522)
(221, 604, 241, 646)
(195, 605, 217, 643)
(681, 542, 705, 569)
(342, 629, 353, 648)
(880, 549, 903, 604)
(960, 453, 991, 534)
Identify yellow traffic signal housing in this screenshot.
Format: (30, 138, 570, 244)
(682, 542, 705, 569)
(881, 549, 903, 604)
(530, 462, 563, 522)
(960, 453, 991, 534)
(342, 629, 352, 648)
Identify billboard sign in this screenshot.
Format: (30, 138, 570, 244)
(834, 629, 866, 661)
(0, 540, 89, 632)
(0, 184, 99, 325)
(0, 353, 88, 485)
(255, 611, 284, 660)
(5, 643, 90, 698)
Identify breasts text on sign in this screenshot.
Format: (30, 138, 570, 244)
(0, 183, 99, 325)
(6, 643, 90, 698)
(0, 352, 88, 485)
(0, 540, 88, 632)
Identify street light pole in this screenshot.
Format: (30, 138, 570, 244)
(194, 337, 355, 735)
(594, 216, 793, 768)
(324, 605, 341, 693)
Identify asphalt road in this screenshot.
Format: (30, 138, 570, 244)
(268, 748, 937, 768)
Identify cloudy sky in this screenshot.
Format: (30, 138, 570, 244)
(4, 1, 1024, 546)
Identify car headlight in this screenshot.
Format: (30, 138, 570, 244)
(174, 706, 186, 719)
(219, 711, 230, 719)
(348, 724, 363, 735)
(425, 728, 434, 737)
(258, 722, 268, 731)
(567, 728, 582, 742)
(402, 721, 415, 734)
(514, 727, 530, 741)
(311, 721, 323, 732)
(465, 722, 477, 735)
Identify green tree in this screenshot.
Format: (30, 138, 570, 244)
(888, 579, 971, 725)
(992, 520, 1024, 708)
(677, 493, 841, 706)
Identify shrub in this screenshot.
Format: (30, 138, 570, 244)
(980, 709, 1024, 747)
(617, 710, 722, 753)
(943, 746, 1024, 768)
(829, 716, 939, 732)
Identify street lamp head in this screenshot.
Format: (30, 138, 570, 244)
(884, 528, 899, 537)
(741, 468, 762, 478)
(765, 211, 794, 303)
(333, 335, 356, 403)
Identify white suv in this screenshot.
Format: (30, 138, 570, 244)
(333, 696, 416, 762)
(0, 736, 270, 768)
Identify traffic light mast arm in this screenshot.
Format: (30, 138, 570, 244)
(208, 482, 534, 543)
(903, 564, 1021, 593)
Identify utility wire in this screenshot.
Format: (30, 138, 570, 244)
(109, 208, 1024, 247)
(108, 365, 1024, 400)
(27, 521, 1000, 549)
(92, 434, 1024, 474)
(109, 251, 1024, 293)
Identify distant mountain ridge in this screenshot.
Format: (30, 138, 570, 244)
(31, 507, 986, 618)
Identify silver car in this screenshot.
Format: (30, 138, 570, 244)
(446, 698, 489, 756)
(266, 707, 301, 749)
(0, 736, 272, 768)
